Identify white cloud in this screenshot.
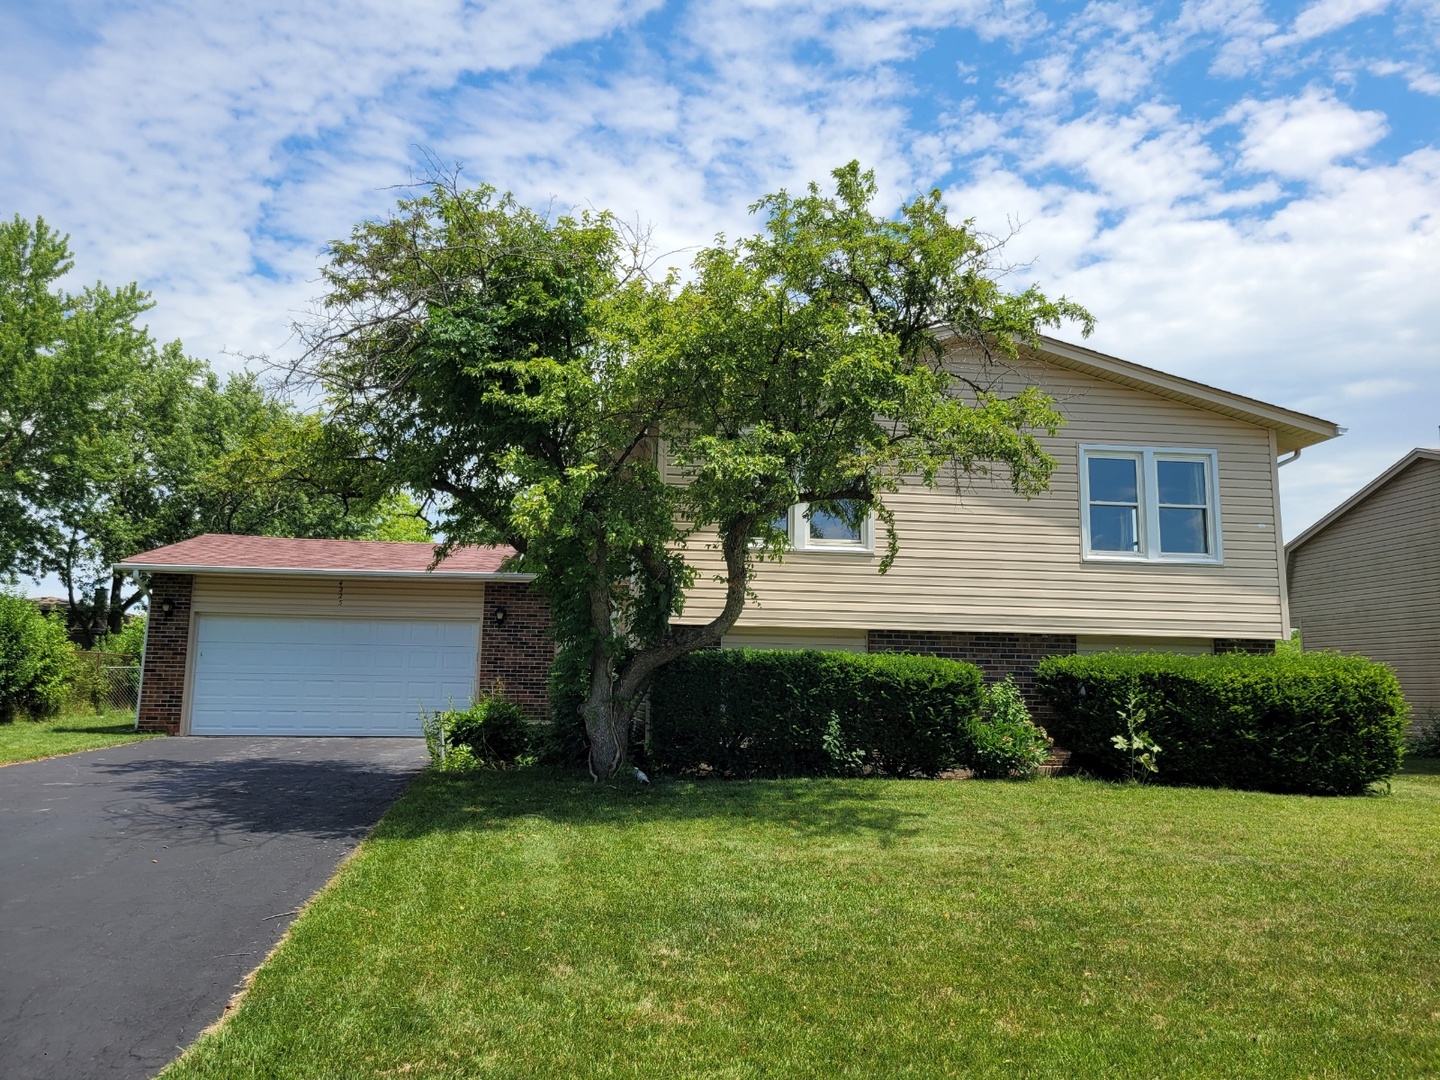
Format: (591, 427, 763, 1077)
(1370, 58, 1440, 92)
(1281, 0, 1392, 44)
(1231, 87, 1388, 179)
(1, 0, 1437, 553)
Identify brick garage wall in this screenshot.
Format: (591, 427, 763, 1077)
(136, 573, 194, 734)
(867, 629, 1077, 725)
(1214, 638, 1276, 654)
(478, 582, 555, 719)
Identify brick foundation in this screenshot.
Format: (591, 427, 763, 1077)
(136, 573, 194, 734)
(478, 581, 555, 720)
(867, 629, 1078, 725)
(1213, 638, 1276, 655)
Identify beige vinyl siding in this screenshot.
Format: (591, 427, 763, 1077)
(191, 574, 487, 620)
(722, 627, 869, 652)
(676, 348, 1287, 639)
(1289, 457, 1440, 716)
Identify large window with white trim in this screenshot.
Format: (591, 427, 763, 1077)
(1079, 446, 1222, 563)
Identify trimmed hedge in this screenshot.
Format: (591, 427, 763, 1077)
(648, 649, 985, 778)
(1034, 651, 1408, 795)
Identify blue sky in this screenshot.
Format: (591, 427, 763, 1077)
(2, 0, 1438, 566)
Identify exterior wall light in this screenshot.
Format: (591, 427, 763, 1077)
(492, 604, 507, 626)
(160, 599, 175, 616)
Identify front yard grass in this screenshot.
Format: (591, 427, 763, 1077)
(166, 764, 1440, 1079)
(0, 709, 156, 765)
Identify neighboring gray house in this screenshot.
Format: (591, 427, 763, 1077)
(1287, 448, 1440, 725)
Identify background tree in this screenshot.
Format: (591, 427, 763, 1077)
(0, 217, 422, 644)
(302, 164, 1092, 779)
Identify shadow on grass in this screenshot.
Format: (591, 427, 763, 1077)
(1401, 756, 1440, 776)
(48, 721, 142, 735)
(380, 767, 931, 846)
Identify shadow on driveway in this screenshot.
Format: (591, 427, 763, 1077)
(0, 736, 427, 1080)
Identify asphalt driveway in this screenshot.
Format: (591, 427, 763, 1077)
(0, 736, 428, 1080)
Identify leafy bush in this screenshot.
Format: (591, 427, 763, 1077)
(419, 693, 533, 770)
(534, 647, 592, 768)
(1408, 710, 1440, 758)
(446, 693, 532, 766)
(1035, 651, 1408, 795)
(0, 591, 75, 721)
(97, 616, 146, 662)
(648, 648, 985, 778)
(970, 677, 1052, 779)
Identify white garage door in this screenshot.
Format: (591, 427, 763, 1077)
(190, 615, 479, 736)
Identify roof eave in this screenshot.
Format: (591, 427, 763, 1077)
(1285, 448, 1440, 555)
(1032, 337, 1342, 453)
(112, 562, 536, 582)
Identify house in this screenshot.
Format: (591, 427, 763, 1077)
(119, 337, 1339, 737)
(1287, 448, 1439, 726)
(674, 337, 1339, 712)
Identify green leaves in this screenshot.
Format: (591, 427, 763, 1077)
(301, 164, 1093, 775)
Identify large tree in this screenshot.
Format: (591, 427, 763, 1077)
(0, 217, 424, 644)
(301, 163, 1092, 779)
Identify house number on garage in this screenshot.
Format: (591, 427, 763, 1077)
(337, 580, 344, 605)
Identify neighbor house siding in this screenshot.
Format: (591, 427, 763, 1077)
(1289, 457, 1440, 719)
(675, 348, 1288, 640)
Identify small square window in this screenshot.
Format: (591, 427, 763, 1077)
(807, 500, 864, 544)
(766, 500, 873, 553)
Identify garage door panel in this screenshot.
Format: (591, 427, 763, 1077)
(190, 615, 479, 736)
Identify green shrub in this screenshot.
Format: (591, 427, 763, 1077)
(970, 677, 1052, 779)
(0, 591, 75, 721)
(1034, 651, 1408, 795)
(1408, 710, 1440, 758)
(97, 615, 146, 662)
(419, 693, 533, 770)
(445, 694, 533, 767)
(648, 648, 985, 778)
(534, 647, 592, 768)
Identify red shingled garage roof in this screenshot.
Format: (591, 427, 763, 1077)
(116, 534, 524, 579)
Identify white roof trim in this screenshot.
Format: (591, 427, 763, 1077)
(1285, 448, 1440, 555)
(1032, 337, 1341, 453)
(112, 561, 536, 582)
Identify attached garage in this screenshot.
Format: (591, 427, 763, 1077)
(116, 535, 553, 736)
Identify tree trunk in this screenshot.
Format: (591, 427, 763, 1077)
(107, 571, 125, 636)
(582, 684, 637, 781)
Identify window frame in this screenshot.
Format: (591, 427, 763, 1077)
(1078, 445, 1223, 565)
(774, 501, 876, 554)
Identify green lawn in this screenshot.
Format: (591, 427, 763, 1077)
(165, 764, 1440, 1079)
(0, 710, 157, 765)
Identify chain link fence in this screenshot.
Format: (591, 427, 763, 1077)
(68, 652, 141, 715)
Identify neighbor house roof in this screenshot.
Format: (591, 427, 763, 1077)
(1033, 337, 1342, 454)
(1285, 448, 1440, 556)
(115, 534, 530, 581)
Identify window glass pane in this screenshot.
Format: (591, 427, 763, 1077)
(1158, 459, 1207, 506)
(808, 501, 863, 542)
(1088, 457, 1138, 503)
(1160, 507, 1208, 554)
(1090, 505, 1139, 552)
(771, 510, 790, 538)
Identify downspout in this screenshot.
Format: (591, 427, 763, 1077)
(1276, 447, 1301, 468)
(129, 571, 150, 731)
